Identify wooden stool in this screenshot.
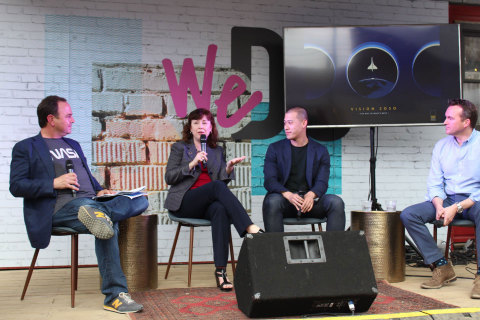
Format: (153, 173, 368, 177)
(21, 227, 81, 308)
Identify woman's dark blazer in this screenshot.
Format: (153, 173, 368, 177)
(164, 141, 234, 211)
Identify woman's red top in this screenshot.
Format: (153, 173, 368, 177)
(190, 163, 212, 189)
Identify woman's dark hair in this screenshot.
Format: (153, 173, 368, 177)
(181, 108, 218, 148)
(448, 98, 478, 129)
(37, 95, 67, 128)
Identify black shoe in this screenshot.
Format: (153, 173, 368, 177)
(104, 292, 143, 313)
(78, 205, 114, 239)
(215, 268, 233, 292)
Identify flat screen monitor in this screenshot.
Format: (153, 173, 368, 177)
(284, 24, 461, 127)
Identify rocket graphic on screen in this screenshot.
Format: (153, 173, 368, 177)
(367, 57, 378, 71)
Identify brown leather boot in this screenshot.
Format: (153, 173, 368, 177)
(421, 262, 456, 289)
(471, 274, 480, 299)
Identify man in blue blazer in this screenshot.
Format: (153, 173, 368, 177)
(10, 96, 148, 313)
(263, 107, 345, 232)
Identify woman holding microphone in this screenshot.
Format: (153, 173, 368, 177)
(164, 108, 262, 291)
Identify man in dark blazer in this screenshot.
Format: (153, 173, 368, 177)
(263, 107, 345, 232)
(9, 95, 148, 314)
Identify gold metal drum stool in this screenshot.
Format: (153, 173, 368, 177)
(119, 214, 158, 292)
(351, 211, 405, 283)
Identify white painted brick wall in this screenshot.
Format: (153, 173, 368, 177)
(93, 140, 147, 164)
(0, 0, 451, 268)
(110, 165, 167, 190)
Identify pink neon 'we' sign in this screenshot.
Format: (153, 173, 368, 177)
(162, 44, 262, 128)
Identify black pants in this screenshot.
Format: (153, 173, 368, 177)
(174, 180, 253, 267)
(262, 193, 346, 232)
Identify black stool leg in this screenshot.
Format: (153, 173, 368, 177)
(21, 249, 40, 301)
(188, 226, 194, 287)
(70, 234, 78, 308)
(165, 223, 182, 279)
(229, 233, 235, 275)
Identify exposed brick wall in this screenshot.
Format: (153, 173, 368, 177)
(91, 63, 254, 224)
(93, 140, 147, 164)
(0, 0, 450, 268)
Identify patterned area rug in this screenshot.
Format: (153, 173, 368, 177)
(128, 281, 457, 320)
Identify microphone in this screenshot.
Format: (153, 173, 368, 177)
(200, 134, 207, 165)
(296, 191, 306, 219)
(65, 159, 76, 197)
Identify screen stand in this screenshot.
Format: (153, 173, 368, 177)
(369, 127, 423, 259)
(369, 127, 383, 211)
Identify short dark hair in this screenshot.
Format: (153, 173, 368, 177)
(286, 107, 308, 122)
(37, 95, 67, 128)
(181, 108, 218, 148)
(448, 98, 478, 129)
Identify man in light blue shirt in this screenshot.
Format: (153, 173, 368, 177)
(401, 99, 480, 299)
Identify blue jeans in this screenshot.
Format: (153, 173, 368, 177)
(52, 196, 149, 304)
(400, 194, 480, 265)
(262, 193, 346, 232)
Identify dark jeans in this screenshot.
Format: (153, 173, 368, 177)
(262, 193, 345, 232)
(400, 194, 480, 265)
(52, 195, 149, 304)
(172, 180, 253, 267)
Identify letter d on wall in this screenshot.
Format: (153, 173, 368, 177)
(230, 27, 284, 140)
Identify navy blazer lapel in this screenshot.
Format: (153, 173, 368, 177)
(306, 138, 314, 188)
(62, 138, 92, 178)
(282, 139, 292, 185)
(32, 133, 55, 178)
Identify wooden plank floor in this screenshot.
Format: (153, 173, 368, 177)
(394, 263, 480, 308)
(1, 263, 480, 320)
(0, 264, 219, 320)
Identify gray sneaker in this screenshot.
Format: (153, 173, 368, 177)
(78, 205, 114, 239)
(421, 262, 457, 289)
(104, 292, 143, 313)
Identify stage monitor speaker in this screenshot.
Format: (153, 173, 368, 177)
(234, 231, 378, 318)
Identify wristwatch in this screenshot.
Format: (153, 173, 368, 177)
(456, 202, 464, 214)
